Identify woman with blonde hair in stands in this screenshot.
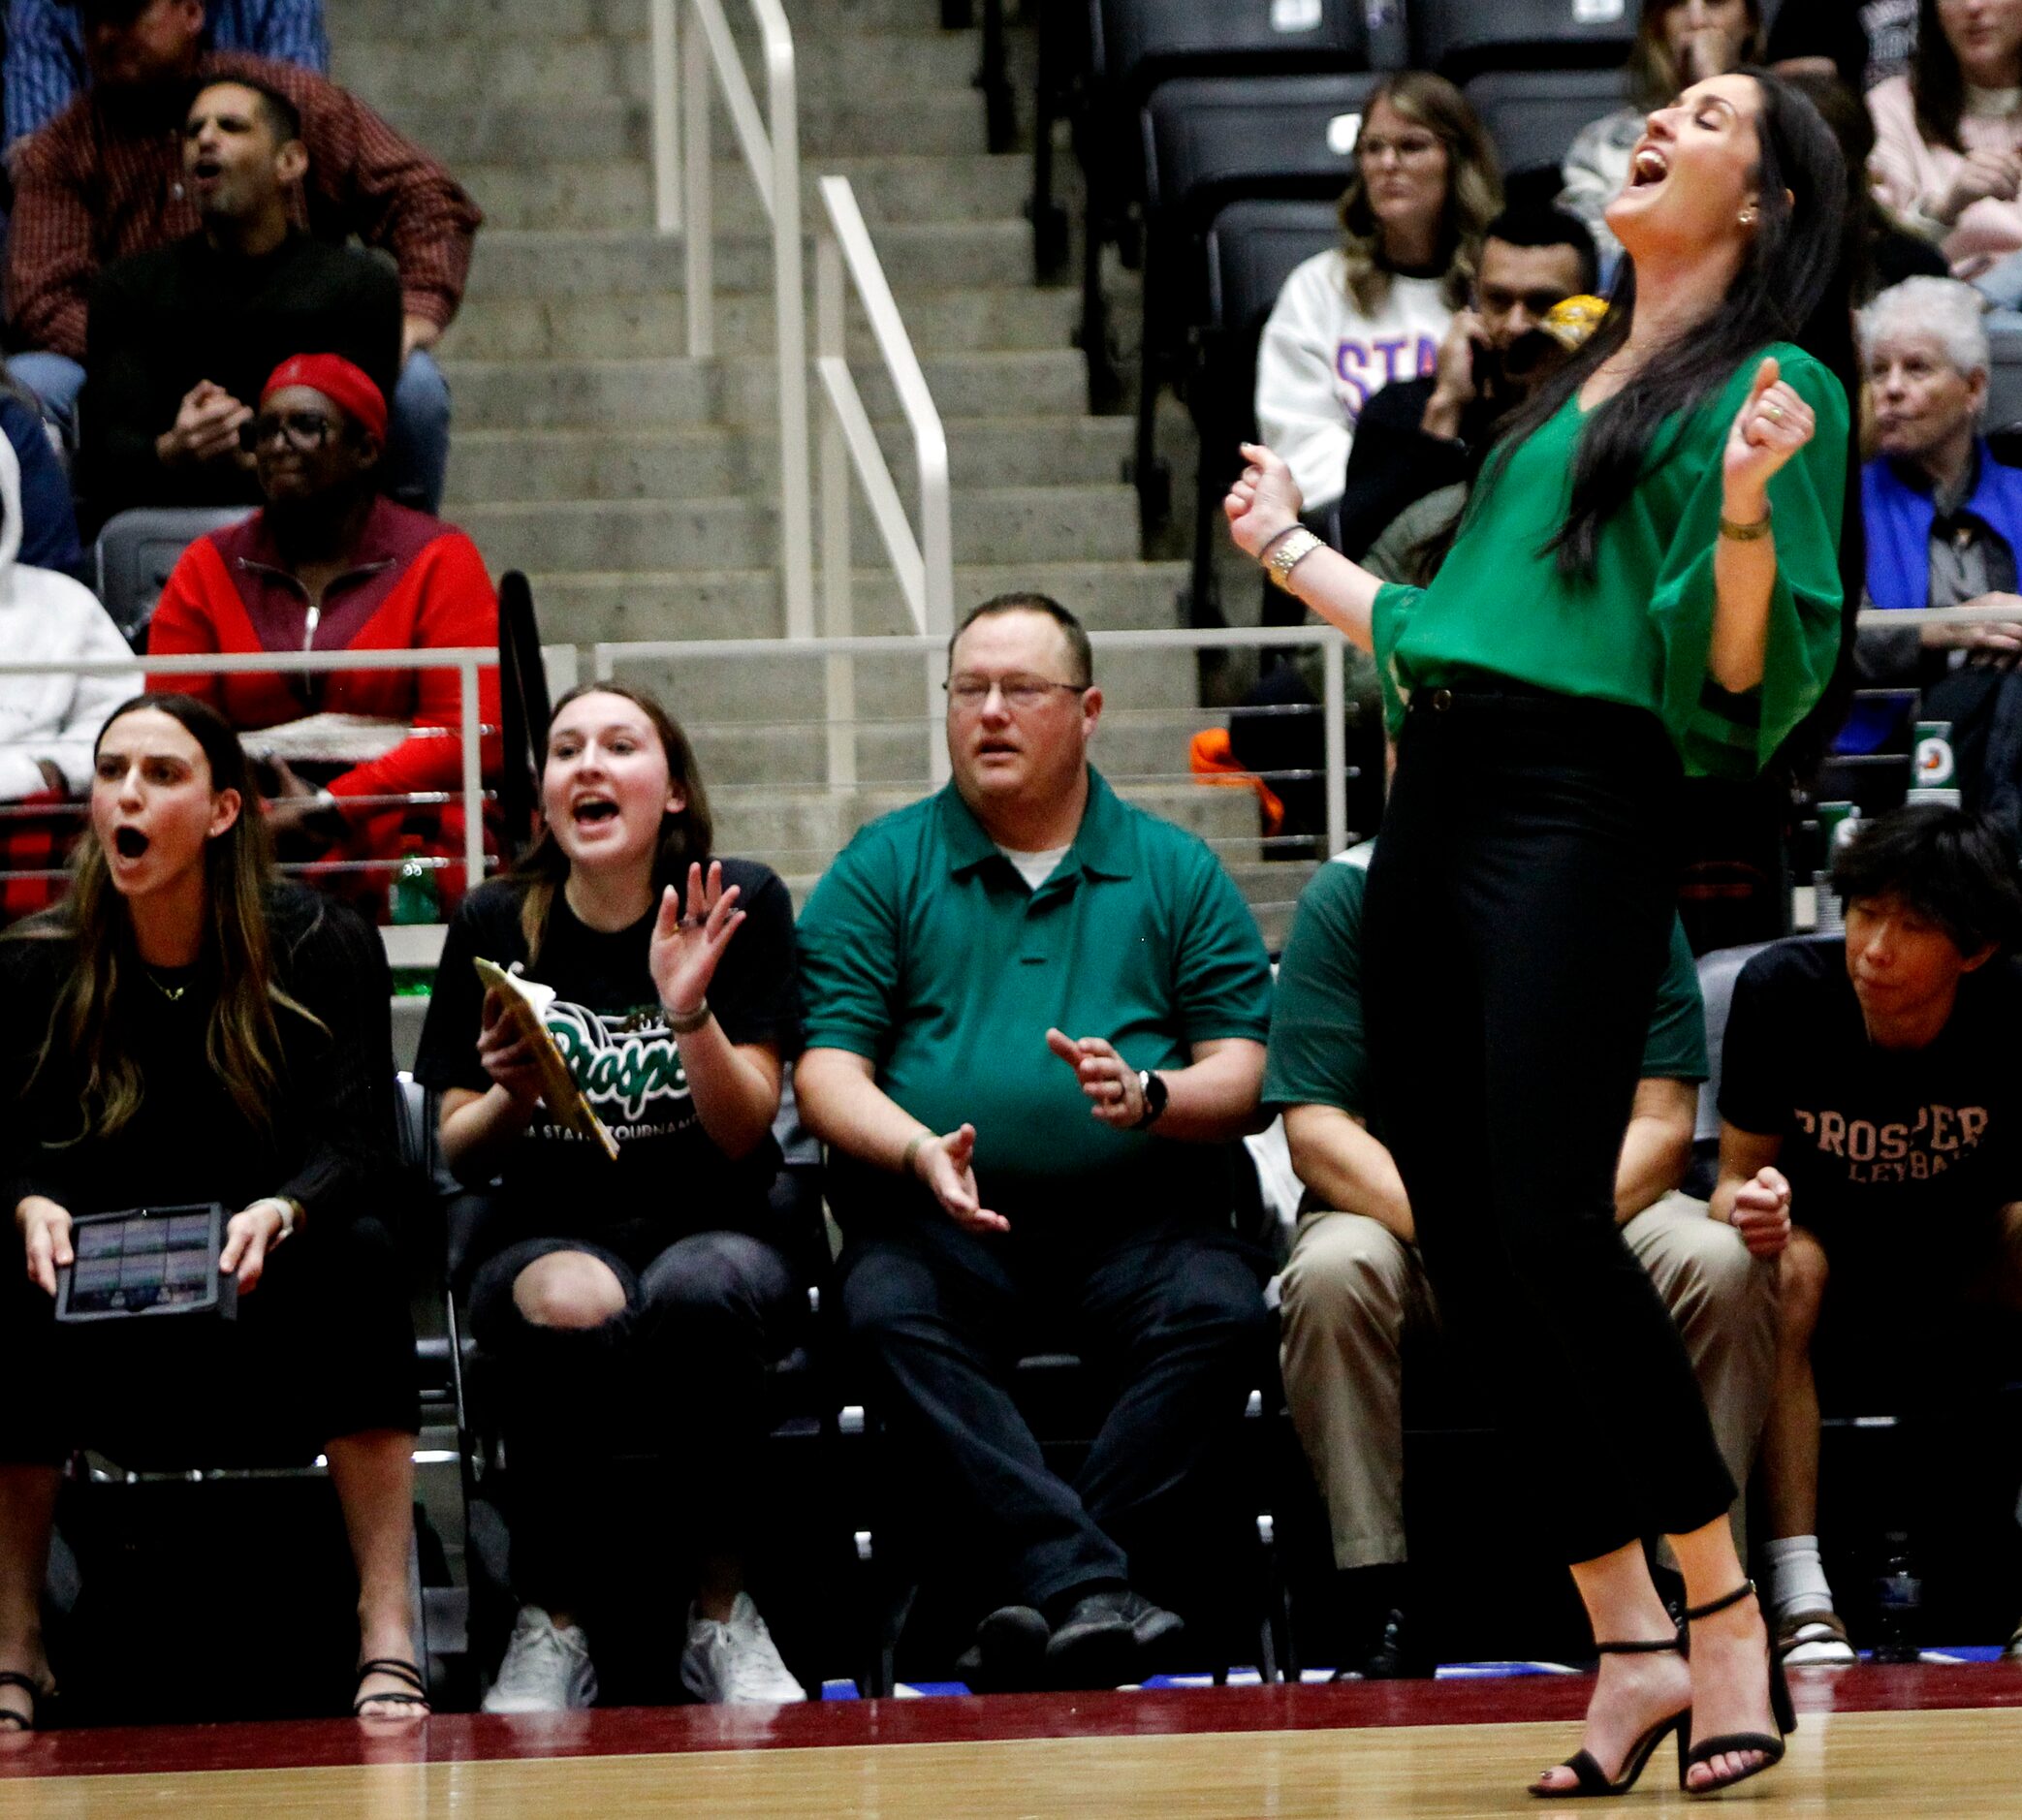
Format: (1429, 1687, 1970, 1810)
(1562, 0, 1766, 272)
(0, 692, 425, 1729)
(1253, 71, 1501, 530)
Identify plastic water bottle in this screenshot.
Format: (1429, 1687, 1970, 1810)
(1872, 1536, 1921, 1665)
(390, 839, 442, 926)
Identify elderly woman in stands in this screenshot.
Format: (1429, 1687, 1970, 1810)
(1561, 0, 1764, 273)
(1848, 276, 2022, 805)
(414, 683, 806, 1714)
(146, 354, 499, 917)
(1870, 0, 2022, 299)
(0, 693, 425, 1730)
(1253, 71, 1501, 523)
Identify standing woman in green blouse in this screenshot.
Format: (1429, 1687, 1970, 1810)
(1227, 71, 1850, 1800)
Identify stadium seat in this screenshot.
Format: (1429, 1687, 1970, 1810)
(94, 505, 254, 649)
(1986, 318, 2022, 427)
(1409, 0, 1636, 81)
(1185, 198, 1341, 620)
(1465, 67, 1630, 178)
(1053, 0, 1369, 411)
(1133, 73, 1375, 536)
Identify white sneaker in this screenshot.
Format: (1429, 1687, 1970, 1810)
(482, 1605, 599, 1713)
(679, 1592, 806, 1704)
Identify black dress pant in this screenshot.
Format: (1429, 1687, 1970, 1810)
(466, 1228, 798, 1608)
(1361, 679, 1735, 1564)
(839, 1194, 1271, 1611)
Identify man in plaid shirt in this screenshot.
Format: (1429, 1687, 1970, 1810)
(4, 0, 328, 148)
(5, 0, 478, 512)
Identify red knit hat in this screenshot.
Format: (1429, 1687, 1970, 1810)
(261, 354, 388, 442)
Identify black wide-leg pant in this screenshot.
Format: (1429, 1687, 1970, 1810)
(1361, 678, 1735, 1564)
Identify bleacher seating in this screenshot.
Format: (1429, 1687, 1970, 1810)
(1408, 0, 1637, 81)
(1188, 198, 1342, 620)
(1047, 0, 1370, 409)
(1465, 67, 1630, 178)
(1133, 72, 1374, 536)
(94, 505, 254, 649)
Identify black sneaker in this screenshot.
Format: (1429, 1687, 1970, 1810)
(957, 1603, 1052, 1692)
(1332, 1607, 1435, 1680)
(1045, 1587, 1184, 1688)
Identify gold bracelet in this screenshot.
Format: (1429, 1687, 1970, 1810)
(1719, 507, 1773, 542)
(1264, 526, 1324, 591)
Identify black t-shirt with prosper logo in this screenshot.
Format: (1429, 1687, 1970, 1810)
(1719, 939, 2022, 1287)
(414, 864, 802, 1269)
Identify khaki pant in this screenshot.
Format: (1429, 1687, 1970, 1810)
(1279, 1190, 1777, 1569)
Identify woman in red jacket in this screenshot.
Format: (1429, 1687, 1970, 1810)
(147, 354, 500, 916)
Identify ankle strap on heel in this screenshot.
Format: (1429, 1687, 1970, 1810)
(1684, 1580, 1757, 1624)
(1595, 1632, 1685, 1654)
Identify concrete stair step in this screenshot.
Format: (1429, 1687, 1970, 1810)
(445, 415, 1127, 502)
(368, 75, 987, 157)
(445, 284, 1073, 361)
(458, 223, 1029, 301)
(521, 558, 1189, 643)
(458, 152, 1029, 234)
(336, 29, 979, 104)
(443, 349, 1088, 427)
(458, 485, 1138, 572)
(340, 0, 962, 42)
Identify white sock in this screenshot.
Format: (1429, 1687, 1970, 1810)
(1764, 1535, 1835, 1620)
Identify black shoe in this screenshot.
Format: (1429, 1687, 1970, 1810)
(958, 1604, 1051, 1691)
(1045, 1588, 1184, 1688)
(1678, 1581, 1794, 1798)
(1332, 1607, 1436, 1680)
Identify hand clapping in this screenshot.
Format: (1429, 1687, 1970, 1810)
(1045, 1027, 1146, 1129)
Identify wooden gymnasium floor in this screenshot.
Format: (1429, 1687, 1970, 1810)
(5, 1666, 2022, 1817)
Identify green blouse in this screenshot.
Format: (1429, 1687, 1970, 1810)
(1370, 340, 1848, 777)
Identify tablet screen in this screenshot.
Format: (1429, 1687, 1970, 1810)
(64, 1208, 219, 1316)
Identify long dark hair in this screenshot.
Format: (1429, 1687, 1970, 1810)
(512, 681, 715, 963)
(1473, 70, 1850, 582)
(1911, 0, 1999, 152)
(9, 691, 320, 1143)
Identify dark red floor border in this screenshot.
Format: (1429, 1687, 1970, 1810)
(5, 1663, 2021, 1781)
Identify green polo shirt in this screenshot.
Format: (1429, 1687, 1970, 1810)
(1263, 847, 1706, 1136)
(797, 769, 1274, 1205)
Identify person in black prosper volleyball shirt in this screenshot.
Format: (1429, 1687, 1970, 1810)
(414, 683, 805, 1713)
(1715, 804, 2022, 1665)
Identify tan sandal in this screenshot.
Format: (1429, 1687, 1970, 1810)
(1776, 1606, 1855, 1666)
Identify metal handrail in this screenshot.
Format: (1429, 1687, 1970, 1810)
(648, 0, 814, 639)
(5, 647, 496, 885)
(593, 623, 1351, 857)
(813, 175, 956, 790)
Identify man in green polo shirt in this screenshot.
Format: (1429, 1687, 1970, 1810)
(796, 592, 1275, 1693)
(1268, 845, 1776, 1679)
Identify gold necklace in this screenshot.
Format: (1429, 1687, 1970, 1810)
(145, 969, 191, 1003)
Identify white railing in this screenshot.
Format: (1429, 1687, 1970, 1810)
(814, 176, 957, 788)
(593, 625, 1353, 863)
(648, 0, 814, 639)
(0, 648, 495, 886)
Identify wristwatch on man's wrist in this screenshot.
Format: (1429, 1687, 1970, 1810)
(1132, 1069, 1169, 1131)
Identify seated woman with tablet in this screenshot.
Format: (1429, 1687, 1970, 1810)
(0, 693, 424, 1730)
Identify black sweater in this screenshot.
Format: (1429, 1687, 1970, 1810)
(0, 885, 394, 1228)
(80, 229, 400, 527)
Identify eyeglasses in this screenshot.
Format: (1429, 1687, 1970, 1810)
(1357, 132, 1443, 166)
(943, 674, 1090, 711)
(239, 409, 338, 454)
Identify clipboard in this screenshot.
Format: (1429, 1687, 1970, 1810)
(474, 957, 621, 1161)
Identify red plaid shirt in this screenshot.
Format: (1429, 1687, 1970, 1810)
(7, 50, 481, 360)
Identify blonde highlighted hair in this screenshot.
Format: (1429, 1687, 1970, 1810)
(1336, 71, 1502, 316)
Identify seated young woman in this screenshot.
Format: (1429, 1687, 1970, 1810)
(414, 683, 806, 1712)
(0, 693, 424, 1730)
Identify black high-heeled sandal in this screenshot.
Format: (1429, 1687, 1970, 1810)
(1530, 1633, 1690, 1800)
(353, 1657, 431, 1718)
(1678, 1580, 1795, 1797)
(0, 1670, 57, 1732)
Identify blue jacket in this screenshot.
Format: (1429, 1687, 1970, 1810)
(1846, 445, 2022, 750)
(3, 1, 328, 147)
(1, 394, 83, 583)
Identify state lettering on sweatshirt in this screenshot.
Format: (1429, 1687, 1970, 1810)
(1334, 332, 1441, 416)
